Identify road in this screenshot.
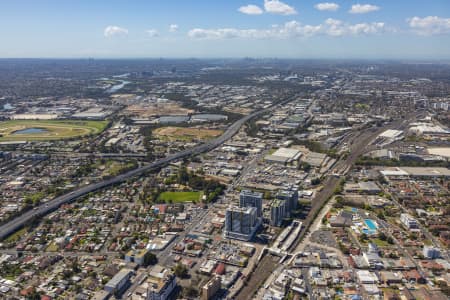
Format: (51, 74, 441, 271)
(0, 100, 288, 241)
(0, 249, 120, 258)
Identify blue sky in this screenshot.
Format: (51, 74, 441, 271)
(1, 0, 449, 59)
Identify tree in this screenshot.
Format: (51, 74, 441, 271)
(25, 289, 41, 300)
(299, 162, 311, 172)
(359, 233, 368, 243)
(311, 178, 321, 185)
(71, 260, 81, 273)
(173, 263, 188, 278)
(143, 252, 157, 266)
(183, 286, 198, 298)
(177, 167, 190, 185)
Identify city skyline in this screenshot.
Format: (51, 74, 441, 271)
(1, 0, 450, 59)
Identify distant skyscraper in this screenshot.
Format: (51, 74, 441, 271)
(239, 190, 263, 217)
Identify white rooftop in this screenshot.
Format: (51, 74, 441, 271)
(379, 129, 403, 138)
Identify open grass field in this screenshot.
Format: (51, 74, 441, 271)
(157, 191, 202, 203)
(4, 227, 27, 243)
(0, 120, 109, 141)
(99, 160, 136, 177)
(154, 126, 223, 142)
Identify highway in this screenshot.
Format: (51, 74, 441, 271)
(0, 100, 287, 241)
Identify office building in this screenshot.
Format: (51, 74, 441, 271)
(125, 248, 151, 266)
(224, 206, 261, 241)
(276, 188, 298, 217)
(270, 199, 286, 227)
(400, 213, 419, 230)
(146, 265, 177, 300)
(239, 190, 263, 217)
(423, 246, 441, 259)
(201, 276, 221, 300)
(104, 268, 133, 295)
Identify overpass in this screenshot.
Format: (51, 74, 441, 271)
(0, 100, 289, 240)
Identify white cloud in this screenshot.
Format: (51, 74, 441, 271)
(104, 25, 128, 37)
(264, 0, 297, 15)
(324, 18, 345, 36)
(188, 19, 386, 40)
(169, 24, 179, 32)
(146, 29, 159, 37)
(408, 16, 450, 35)
(239, 4, 264, 15)
(324, 18, 386, 36)
(348, 22, 385, 35)
(349, 4, 380, 14)
(315, 2, 339, 12)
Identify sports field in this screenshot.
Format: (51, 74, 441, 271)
(154, 126, 223, 142)
(0, 120, 109, 141)
(157, 191, 203, 203)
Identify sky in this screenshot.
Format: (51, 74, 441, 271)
(0, 0, 450, 59)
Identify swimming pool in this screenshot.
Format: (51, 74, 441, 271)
(364, 219, 378, 231)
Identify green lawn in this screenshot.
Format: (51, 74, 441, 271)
(4, 227, 27, 243)
(46, 242, 59, 252)
(157, 191, 202, 203)
(101, 160, 136, 177)
(370, 238, 390, 247)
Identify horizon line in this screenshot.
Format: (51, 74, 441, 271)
(0, 57, 450, 63)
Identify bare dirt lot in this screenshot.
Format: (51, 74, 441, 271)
(124, 103, 194, 117)
(154, 126, 223, 141)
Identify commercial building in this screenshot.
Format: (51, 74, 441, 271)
(356, 270, 379, 284)
(264, 147, 302, 164)
(363, 243, 384, 269)
(270, 199, 286, 227)
(379, 129, 403, 139)
(409, 123, 449, 136)
(275, 188, 298, 217)
(71, 108, 111, 120)
(344, 181, 381, 194)
(239, 190, 263, 217)
(201, 276, 221, 300)
(92, 290, 111, 300)
(400, 213, 419, 230)
(146, 265, 177, 300)
(125, 248, 151, 266)
(269, 188, 299, 227)
(11, 113, 59, 120)
(380, 271, 404, 285)
(104, 268, 133, 295)
(380, 167, 450, 179)
(224, 206, 261, 241)
(423, 246, 441, 259)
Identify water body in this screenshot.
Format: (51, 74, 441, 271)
(362, 219, 378, 235)
(364, 219, 378, 230)
(113, 73, 130, 78)
(107, 80, 130, 93)
(12, 128, 49, 135)
(3, 103, 14, 110)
